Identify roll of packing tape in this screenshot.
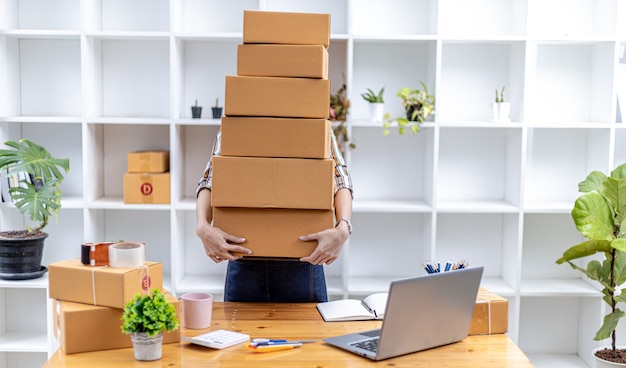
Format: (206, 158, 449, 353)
(108, 242, 146, 268)
(81, 242, 115, 266)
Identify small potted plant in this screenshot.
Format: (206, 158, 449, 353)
(329, 83, 354, 153)
(383, 82, 435, 135)
(212, 98, 223, 119)
(0, 139, 69, 280)
(556, 163, 626, 366)
(121, 288, 179, 361)
(191, 99, 202, 119)
(491, 85, 511, 122)
(361, 86, 385, 122)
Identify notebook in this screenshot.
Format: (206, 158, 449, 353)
(323, 266, 484, 361)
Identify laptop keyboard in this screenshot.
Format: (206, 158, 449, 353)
(350, 337, 379, 352)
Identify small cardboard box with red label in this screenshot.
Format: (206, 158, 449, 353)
(123, 172, 170, 204)
(48, 260, 163, 309)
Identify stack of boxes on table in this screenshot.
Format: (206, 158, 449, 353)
(211, 10, 336, 258)
(123, 150, 170, 204)
(48, 250, 180, 353)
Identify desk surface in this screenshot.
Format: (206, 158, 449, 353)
(43, 302, 534, 367)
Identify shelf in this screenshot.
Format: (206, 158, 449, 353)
(520, 278, 600, 297)
(527, 353, 590, 368)
(0, 332, 48, 353)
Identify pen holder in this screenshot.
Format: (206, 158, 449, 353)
(180, 292, 213, 329)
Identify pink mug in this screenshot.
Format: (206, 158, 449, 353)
(180, 293, 213, 329)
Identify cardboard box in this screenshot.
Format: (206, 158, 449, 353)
(127, 150, 169, 173)
(225, 75, 330, 119)
(211, 156, 335, 210)
(123, 172, 170, 204)
(237, 44, 328, 79)
(48, 260, 163, 309)
(53, 292, 181, 354)
(220, 117, 331, 159)
(243, 10, 330, 47)
(213, 207, 335, 258)
(469, 288, 509, 335)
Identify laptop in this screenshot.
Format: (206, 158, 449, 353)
(323, 266, 484, 361)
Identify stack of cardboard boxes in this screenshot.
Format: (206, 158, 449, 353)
(212, 10, 336, 258)
(48, 259, 180, 353)
(123, 150, 170, 204)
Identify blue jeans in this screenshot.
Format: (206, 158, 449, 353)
(224, 259, 328, 302)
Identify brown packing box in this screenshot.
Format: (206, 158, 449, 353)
(48, 260, 163, 309)
(123, 172, 170, 204)
(53, 292, 181, 354)
(469, 288, 509, 335)
(220, 117, 331, 159)
(211, 156, 335, 210)
(225, 75, 330, 119)
(243, 10, 330, 47)
(213, 207, 335, 258)
(237, 44, 328, 79)
(127, 150, 169, 173)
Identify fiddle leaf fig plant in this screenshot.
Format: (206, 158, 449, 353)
(0, 139, 69, 233)
(556, 163, 626, 361)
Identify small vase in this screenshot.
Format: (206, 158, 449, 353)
(191, 106, 202, 119)
(491, 102, 511, 122)
(131, 332, 163, 361)
(368, 102, 384, 122)
(212, 107, 223, 119)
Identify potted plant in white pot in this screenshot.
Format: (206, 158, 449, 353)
(556, 163, 626, 366)
(0, 139, 69, 280)
(361, 86, 385, 122)
(121, 289, 179, 361)
(382, 82, 435, 135)
(491, 85, 510, 122)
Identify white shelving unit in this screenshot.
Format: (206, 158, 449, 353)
(0, 0, 624, 367)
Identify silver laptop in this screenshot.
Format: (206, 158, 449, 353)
(323, 266, 484, 361)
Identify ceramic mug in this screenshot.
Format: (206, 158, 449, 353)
(180, 293, 213, 329)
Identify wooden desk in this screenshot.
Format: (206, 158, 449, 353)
(43, 302, 534, 367)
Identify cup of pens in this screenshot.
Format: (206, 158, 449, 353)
(422, 260, 468, 274)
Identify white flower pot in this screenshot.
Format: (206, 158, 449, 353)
(593, 346, 626, 367)
(369, 102, 385, 122)
(491, 102, 511, 122)
(131, 332, 163, 361)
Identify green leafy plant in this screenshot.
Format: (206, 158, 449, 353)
(329, 83, 355, 152)
(382, 82, 435, 135)
(121, 289, 179, 337)
(0, 139, 69, 233)
(495, 86, 505, 103)
(556, 163, 626, 363)
(360, 86, 385, 103)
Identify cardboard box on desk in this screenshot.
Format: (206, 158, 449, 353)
(127, 150, 169, 173)
(237, 44, 328, 79)
(243, 10, 330, 47)
(225, 75, 330, 119)
(469, 288, 509, 335)
(123, 172, 170, 204)
(213, 207, 335, 258)
(220, 117, 331, 159)
(53, 292, 180, 354)
(48, 260, 163, 309)
(211, 156, 335, 210)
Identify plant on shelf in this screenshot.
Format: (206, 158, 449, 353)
(382, 82, 435, 135)
(121, 289, 179, 361)
(329, 83, 354, 153)
(361, 86, 385, 123)
(556, 163, 626, 366)
(212, 98, 223, 119)
(491, 85, 511, 122)
(191, 99, 202, 119)
(0, 139, 70, 280)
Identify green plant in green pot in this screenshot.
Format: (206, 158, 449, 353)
(0, 139, 69, 280)
(121, 289, 179, 361)
(383, 82, 435, 135)
(556, 163, 626, 366)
